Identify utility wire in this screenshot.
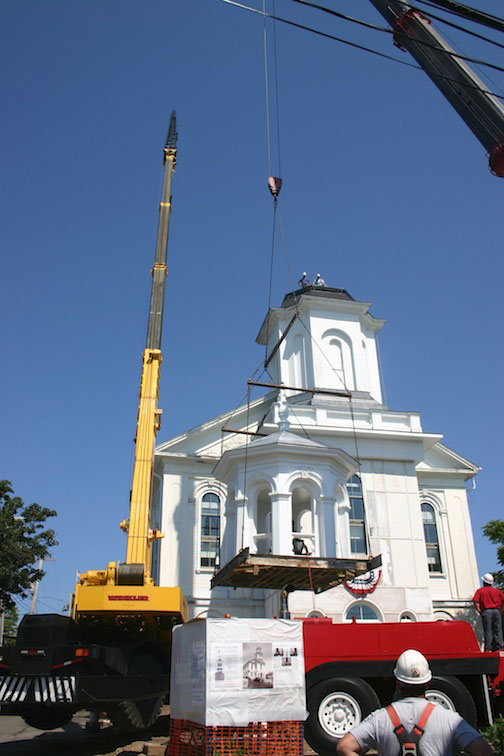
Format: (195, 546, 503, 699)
(284, 0, 504, 75)
(400, 2, 504, 51)
(414, 0, 504, 33)
(221, 0, 504, 99)
(223, 0, 419, 67)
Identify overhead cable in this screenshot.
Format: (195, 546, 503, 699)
(414, 0, 504, 33)
(223, 0, 421, 68)
(402, 3, 504, 52)
(284, 0, 504, 75)
(289, 0, 504, 53)
(221, 0, 504, 100)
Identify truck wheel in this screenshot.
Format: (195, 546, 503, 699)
(426, 676, 477, 726)
(110, 652, 165, 732)
(305, 677, 380, 755)
(22, 705, 73, 730)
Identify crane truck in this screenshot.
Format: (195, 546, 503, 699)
(0, 112, 187, 732)
(1, 5, 504, 740)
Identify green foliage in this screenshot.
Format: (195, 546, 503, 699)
(3, 605, 19, 640)
(482, 717, 504, 755)
(0, 481, 57, 609)
(482, 520, 504, 590)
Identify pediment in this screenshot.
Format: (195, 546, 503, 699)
(416, 442, 479, 476)
(155, 393, 276, 459)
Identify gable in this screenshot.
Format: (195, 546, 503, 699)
(155, 392, 276, 458)
(416, 442, 479, 478)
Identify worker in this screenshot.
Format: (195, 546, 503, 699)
(337, 648, 494, 756)
(313, 272, 326, 287)
(473, 573, 504, 652)
(298, 272, 310, 288)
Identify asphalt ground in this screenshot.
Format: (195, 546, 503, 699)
(0, 708, 319, 755)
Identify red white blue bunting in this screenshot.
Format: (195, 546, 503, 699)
(345, 568, 382, 595)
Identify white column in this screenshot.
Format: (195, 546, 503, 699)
(337, 498, 351, 558)
(269, 492, 293, 555)
(234, 496, 248, 554)
(318, 496, 337, 558)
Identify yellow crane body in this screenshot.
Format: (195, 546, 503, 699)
(73, 113, 187, 627)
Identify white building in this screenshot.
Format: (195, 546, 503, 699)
(154, 286, 480, 625)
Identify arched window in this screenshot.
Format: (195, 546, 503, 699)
(346, 475, 367, 554)
(200, 493, 220, 569)
(306, 609, 326, 618)
(421, 502, 441, 573)
(399, 611, 417, 622)
(345, 603, 379, 622)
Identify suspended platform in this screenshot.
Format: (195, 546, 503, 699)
(211, 548, 382, 593)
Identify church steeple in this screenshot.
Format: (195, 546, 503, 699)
(256, 286, 385, 404)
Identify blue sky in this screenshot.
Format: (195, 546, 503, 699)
(2, 0, 503, 616)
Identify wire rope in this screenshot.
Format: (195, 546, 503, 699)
(241, 384, 252, 551)
(284, 0, 504, 75)
(222, 0, 504, 100)
(275, 206, 299, 310)
(290, 0, 504, 53)
(402, 2, 504, 52)
(432, 15, 504, 97)
(414, 0, 504, 31)
(264, 200, 278, 362)
(263, 0, 273, 177)
(272, 0, 283, 177)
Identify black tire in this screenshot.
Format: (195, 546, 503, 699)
(22, 704, 73, 730)
(109, 652, 165, 732)
(426, 676, 477, 726)
(305, 677, 380, 756)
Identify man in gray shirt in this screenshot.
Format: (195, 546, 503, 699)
(337, 649, 494, 755)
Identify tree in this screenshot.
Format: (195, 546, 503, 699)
(3, 605, 19, 643)
(0, 481, 57, 609)
(482, 519, 504, 590)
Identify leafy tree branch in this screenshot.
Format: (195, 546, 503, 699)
(0, 481, 57, 609)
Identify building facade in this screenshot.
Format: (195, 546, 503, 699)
(154, 286, 480, 625)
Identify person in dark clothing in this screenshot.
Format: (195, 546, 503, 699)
(298, 272, 310, 288)
(473, 573, 504, 651)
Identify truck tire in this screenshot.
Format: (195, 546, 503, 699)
(22, 704, 73, 730)
(305, 677, 380, 755)
(110, 652, 165, 732)
(426, 675, 477, 726)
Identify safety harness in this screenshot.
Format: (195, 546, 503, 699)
(386, 702, 436, 755)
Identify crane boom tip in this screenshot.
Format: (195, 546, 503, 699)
(165, 111, 178, 152)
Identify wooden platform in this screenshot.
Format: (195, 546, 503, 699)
(211, 548, 382, 593)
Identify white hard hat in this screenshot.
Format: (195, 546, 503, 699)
(482, 573, 494, 584)
(394, 649, 432, 685)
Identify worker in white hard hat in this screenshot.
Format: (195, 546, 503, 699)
(473, 573, 504, 652)
(337, 648, 494, 755)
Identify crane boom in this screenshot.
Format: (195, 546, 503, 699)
(74, 115, 187, 627)
(124, 113, 177, 577)
(368, 0, 504, 176)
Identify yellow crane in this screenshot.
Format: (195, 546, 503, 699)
(0, 116, 187, 733)
(74, 113, 187, 626)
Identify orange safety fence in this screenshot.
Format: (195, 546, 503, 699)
(167, 718, 304, 756)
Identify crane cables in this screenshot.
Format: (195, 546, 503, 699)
(285, 0, 504, 75)
(414, 0, 504, 33)
(222, 0, 504, 100)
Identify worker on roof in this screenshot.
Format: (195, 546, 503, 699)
(337, 649, 494, 755)
(473, 573, 504, 652)
(298, 272, 310, 288)
(313, 273, 326, 287)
